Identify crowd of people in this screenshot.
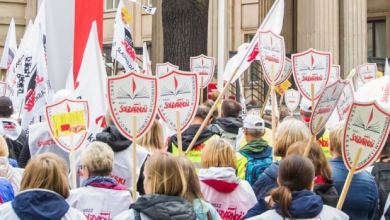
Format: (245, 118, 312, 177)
(0, 93, 389, 220)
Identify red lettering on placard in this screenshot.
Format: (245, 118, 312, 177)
(164, 99, 190, 109)
(302, 75, 323, 82)
(350, 133, 375, 148)
(318, 107, 331, 114)
(382, 83, 390, 103)
(119, 104, 147, 113)
(265, 55, 279, 63)
(37, 139, 55, 147)
(85, 212, 112, 220)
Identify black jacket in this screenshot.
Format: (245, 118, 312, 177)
(210, 117, 243, 135)
(167, 124, 214, 152)
(8, 130, 26, 162)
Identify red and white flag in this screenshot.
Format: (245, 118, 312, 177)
(0, 18, 17, 71)
(112, 0, 140, 74)
(142, 42, 152, 75)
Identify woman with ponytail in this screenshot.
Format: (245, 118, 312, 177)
(246, 155, 348, 220)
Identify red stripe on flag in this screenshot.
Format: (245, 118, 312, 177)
(73, 0, 103, 84)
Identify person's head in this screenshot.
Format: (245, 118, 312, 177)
(286, 140, 332, 181)
(201, 139, 237, 170)
(143, 152, 187, 196)
(0, 136, 8, 157)
(20, 153, 69, 199)
(380, 133, 390, 157)
(278, 106, 289, 123)
(80, 142, 114, 180)
(270, 154, 315, 219)
(211, 91, 220, 102)
(329, 121, 345, 158)
(202, 100, 218, 123)
(248, 99, 259, 106)
(274, 119, 311, 158)
(177, 156, 205, 204)
(243, 115, 265, 142)
(0, 97, 13, 118)
(300, 98, 312, 123)
(221, 99, 240, 118)
(138, 119, 164, 154)
(263, 106, 279, 125)
(192, 106, 213, 126)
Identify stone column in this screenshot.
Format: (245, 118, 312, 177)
(151, 0, 164, 72)
(340, 0, 367, 79)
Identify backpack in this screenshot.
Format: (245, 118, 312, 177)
(239, 147, 273, 185)
(210, 124, 237, 147)
(371, 159, 390, 220)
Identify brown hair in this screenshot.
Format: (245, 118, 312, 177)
(270, 154, 315, 219)
(286, 140, 332, 180)
(329, 122, 344, 157)
(221, 99, 240, 118)
(20, 153, 70, 199)
(278, 106, 289, 123)
(178, 156, 206, 203)
(138, 119, 164, 154)
(202, 100, 218, 123)
(211, 91, 220, 102)
(274, 119, 311, 157)
(81, 142, 114, 176)
(201, 139, 237, 170)
(144, 152, 187, 197)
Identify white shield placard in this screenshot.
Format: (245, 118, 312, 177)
(107, 72, 158, 140)
(337, 82, 354, 120)
(258, 30, 285, 85)
(310, 80, 346, 135)
(328, 65, 340, 85)
(292, 48, 332, 100)
(343, 101, 390, 172)
(0, 82, 6, 96)
(45, 99, 90, 152)
(158, 70, 199, 132)
(356, 78, 364, 91)
(275, 57, 293, 86)
(156, 62, 179, 76)
(285, 89, 301, 113)
(190, 54, 215, 88)
(247, 109, 261, 116)
(357, 63, 377, 84)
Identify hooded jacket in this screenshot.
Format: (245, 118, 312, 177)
(96, 125, 132, 152)
(211, 117, 243, 135)
(0, 189, 86, 220)
(114, 194, 196, 220)
(0, 156, 23, 194)
(252, 161, 280, 200)
(198, 167, 257, 219)
(194, 198, 222, 220)
(0, 177, 14, 204)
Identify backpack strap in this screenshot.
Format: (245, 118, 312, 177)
(239, 150, 253, 160)
(210, 124, 224, 136)
(133, 209, 142, 220)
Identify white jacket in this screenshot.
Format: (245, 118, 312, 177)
(247, 205, 349, 220)
(67, 186, 132, 219)
(0, 156, 23, 194)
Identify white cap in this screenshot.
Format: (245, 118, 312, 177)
(244, 115, 265, 130)
(264, 106, 279, 119)
(300, 98, 313, 113)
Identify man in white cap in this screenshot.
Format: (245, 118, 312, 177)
(300, 98, 331, 158)
(236, 115, 272, 185)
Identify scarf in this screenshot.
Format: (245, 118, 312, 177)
(0, 156, 14, 180)
(83, 176, 118, 187)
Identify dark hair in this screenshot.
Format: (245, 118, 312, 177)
(248, 99, 259, 106)
(222, 99, 240, 118)
(0, 97, 13, 118)
(270, 154, 314, 219)
(202, 100, 218, 123)
(380, 133, 390, 156)
(195, 106, 211, 120)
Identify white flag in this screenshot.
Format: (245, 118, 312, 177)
(112, 0, 140, 74)
(142, 42, 152, 75)
(0, 18, 17, 71)
(65, 61, 75, 91)
(385, 58, 389, 77)
(223, 0, 284, 83)
(128, 0, 156, 14)
(73, 21, 108, 143)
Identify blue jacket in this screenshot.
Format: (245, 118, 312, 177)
(252, 161, 280, 200)
(330, 157, 378, 220)
(0, 178, 14, 204)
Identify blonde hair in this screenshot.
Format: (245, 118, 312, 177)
(20, 153, 69, 199)
(144, 152, 187, 197)
(178, 156, 206, 203)
(274, 119, 311, 158)
(201, 139, 237, 170)
(286, 140, 332, 180)
(138, 120, 164, 154)
(80, 142, 114, 176)
(0, 136, 8, 157)
(329, 122, 345, 157)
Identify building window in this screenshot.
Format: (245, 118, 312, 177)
(367, 19, 386, 58)
(105, 0, 120, 11)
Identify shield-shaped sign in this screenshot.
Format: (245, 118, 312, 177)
(275, 57, 293, 86)
(0, 118, 21, 140)
(292, 48, 332, 100)
(343, 101, 390, 172)
(358, 63, 377, 84)
(156, 62, 179, 76)
(45, 99, 90, 152)
(0, 82, 6, 96)
(356, 78, 364, 91)
(258, 30, 285, 85)
(107, 72, 158, 140)
(337, 82, 354, 120)
(190, 54, 215, 88)
(310, 80, 346, 135)
(328, 65, 340, 85)
(158, 70, 199, 132)
(247, 109, 261, 116)
(285, 89, 301, 113)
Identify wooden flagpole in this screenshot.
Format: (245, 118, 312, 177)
(200, 78, 204, 105)
(271, 65, 277, 162)
(132, 116, 137, 202)
(70, 134, 77, 189)
(17, 99, 24, 121)
(303, 116, 324, 157)
(336, 147, 363, 210)
(260, 89, 271, 117)
(176, 111, 183, 156)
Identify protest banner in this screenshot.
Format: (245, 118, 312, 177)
(304, 80, 346, 156)
(357, 63, 377, 85)
(337, 82, 354, 120)
(285, 89, 300, 116)
(158, 70, 199, 154)
(0, 18, 17, 76)
(292, 48, 331, 112)
(328, 65, 340, 85)
(337, 101, 390, 210)
(142, 42, 152, 76)
(156, 62, 179, 76)
(275, 57, 293, 86)
(275, 80, 291, 95)
(0, 118, 22, 141)
(190, 54, 215, 104)
(45, 99, 90, 188)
